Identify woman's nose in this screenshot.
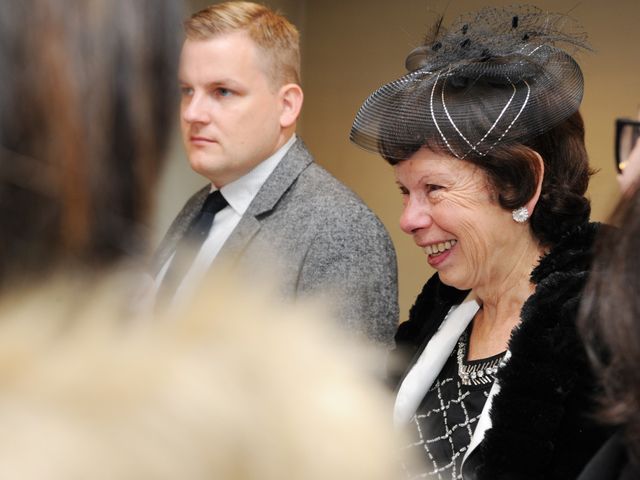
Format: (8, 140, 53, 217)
(399, 198, 432, 235)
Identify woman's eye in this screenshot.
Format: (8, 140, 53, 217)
(180, 86, 193, 96)
(426, 184, 443, 193)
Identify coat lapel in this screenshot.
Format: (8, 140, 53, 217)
(152, 186, 209, 275)
(210, 137, 313, 268)
(462, 350, 510, 466)
(394, 293, 480, 426)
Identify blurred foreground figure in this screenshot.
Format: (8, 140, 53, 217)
(614, 116, 640, 196)
(577, 129, 640, 480)
(0, 281, 401, 480)
(0, 0, 181, 290)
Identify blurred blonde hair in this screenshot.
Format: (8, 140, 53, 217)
(184, 1, 300, 87)
(0, 275, 401, 480)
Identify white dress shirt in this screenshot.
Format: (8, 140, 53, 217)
(155, 134, 297, 307)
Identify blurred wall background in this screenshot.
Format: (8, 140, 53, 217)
(155, 0, 640, 322)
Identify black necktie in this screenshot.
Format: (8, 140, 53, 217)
(157, 190, 228, 306)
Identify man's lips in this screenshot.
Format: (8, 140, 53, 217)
(189, 136, 216, 144)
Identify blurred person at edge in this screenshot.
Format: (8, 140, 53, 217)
(0, 0, 180, 292)
(0, 1, 403, 479)
(576, 118, 640, 480)
(151, 1, 398, 351)
(614, 116, 640, 195)
(350, 6, 609, 479)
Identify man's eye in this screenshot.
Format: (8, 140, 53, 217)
(216, 88, 232, 97)
(180, 86, 193, 96)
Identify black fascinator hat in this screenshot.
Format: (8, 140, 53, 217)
(350, 5, 589, 162)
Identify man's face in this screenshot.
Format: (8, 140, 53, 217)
(179, 32, 284, 187)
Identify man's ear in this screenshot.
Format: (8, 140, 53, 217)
(278, 83, 303, 128)
(526, 151, 545, 214)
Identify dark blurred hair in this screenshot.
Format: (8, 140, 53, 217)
(381, 111, 593, 246)
(0, 0, 182, 288)
(579, 188, 640, 465)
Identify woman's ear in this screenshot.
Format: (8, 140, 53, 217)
(526, 151, 545, 214)
(278, 83, 303, 129)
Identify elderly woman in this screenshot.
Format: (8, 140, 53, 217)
(351, 6, 607, 480)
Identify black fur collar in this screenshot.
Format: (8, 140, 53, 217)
(478, 222, 607, 479)
(531, 222, 600, 283)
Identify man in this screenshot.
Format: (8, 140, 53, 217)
(154, 1, 398, 348)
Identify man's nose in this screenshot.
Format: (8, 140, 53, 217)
(182, 94, 210, 124)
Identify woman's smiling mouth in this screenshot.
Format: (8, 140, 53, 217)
(423, 239, 457, 257)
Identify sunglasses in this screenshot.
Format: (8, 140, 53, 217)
(615, 118, 640, 173)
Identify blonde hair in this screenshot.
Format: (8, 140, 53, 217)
(184, 1, 300, 87)
(0, 275, 402, 480)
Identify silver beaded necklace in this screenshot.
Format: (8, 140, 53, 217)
(457, 329, 505, 386)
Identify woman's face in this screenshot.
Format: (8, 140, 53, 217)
(394, 147, 525, 291)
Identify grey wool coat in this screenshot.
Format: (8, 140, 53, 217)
(154, 138, 399, 348)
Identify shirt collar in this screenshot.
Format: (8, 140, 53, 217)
(211, 134, 296, 216)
